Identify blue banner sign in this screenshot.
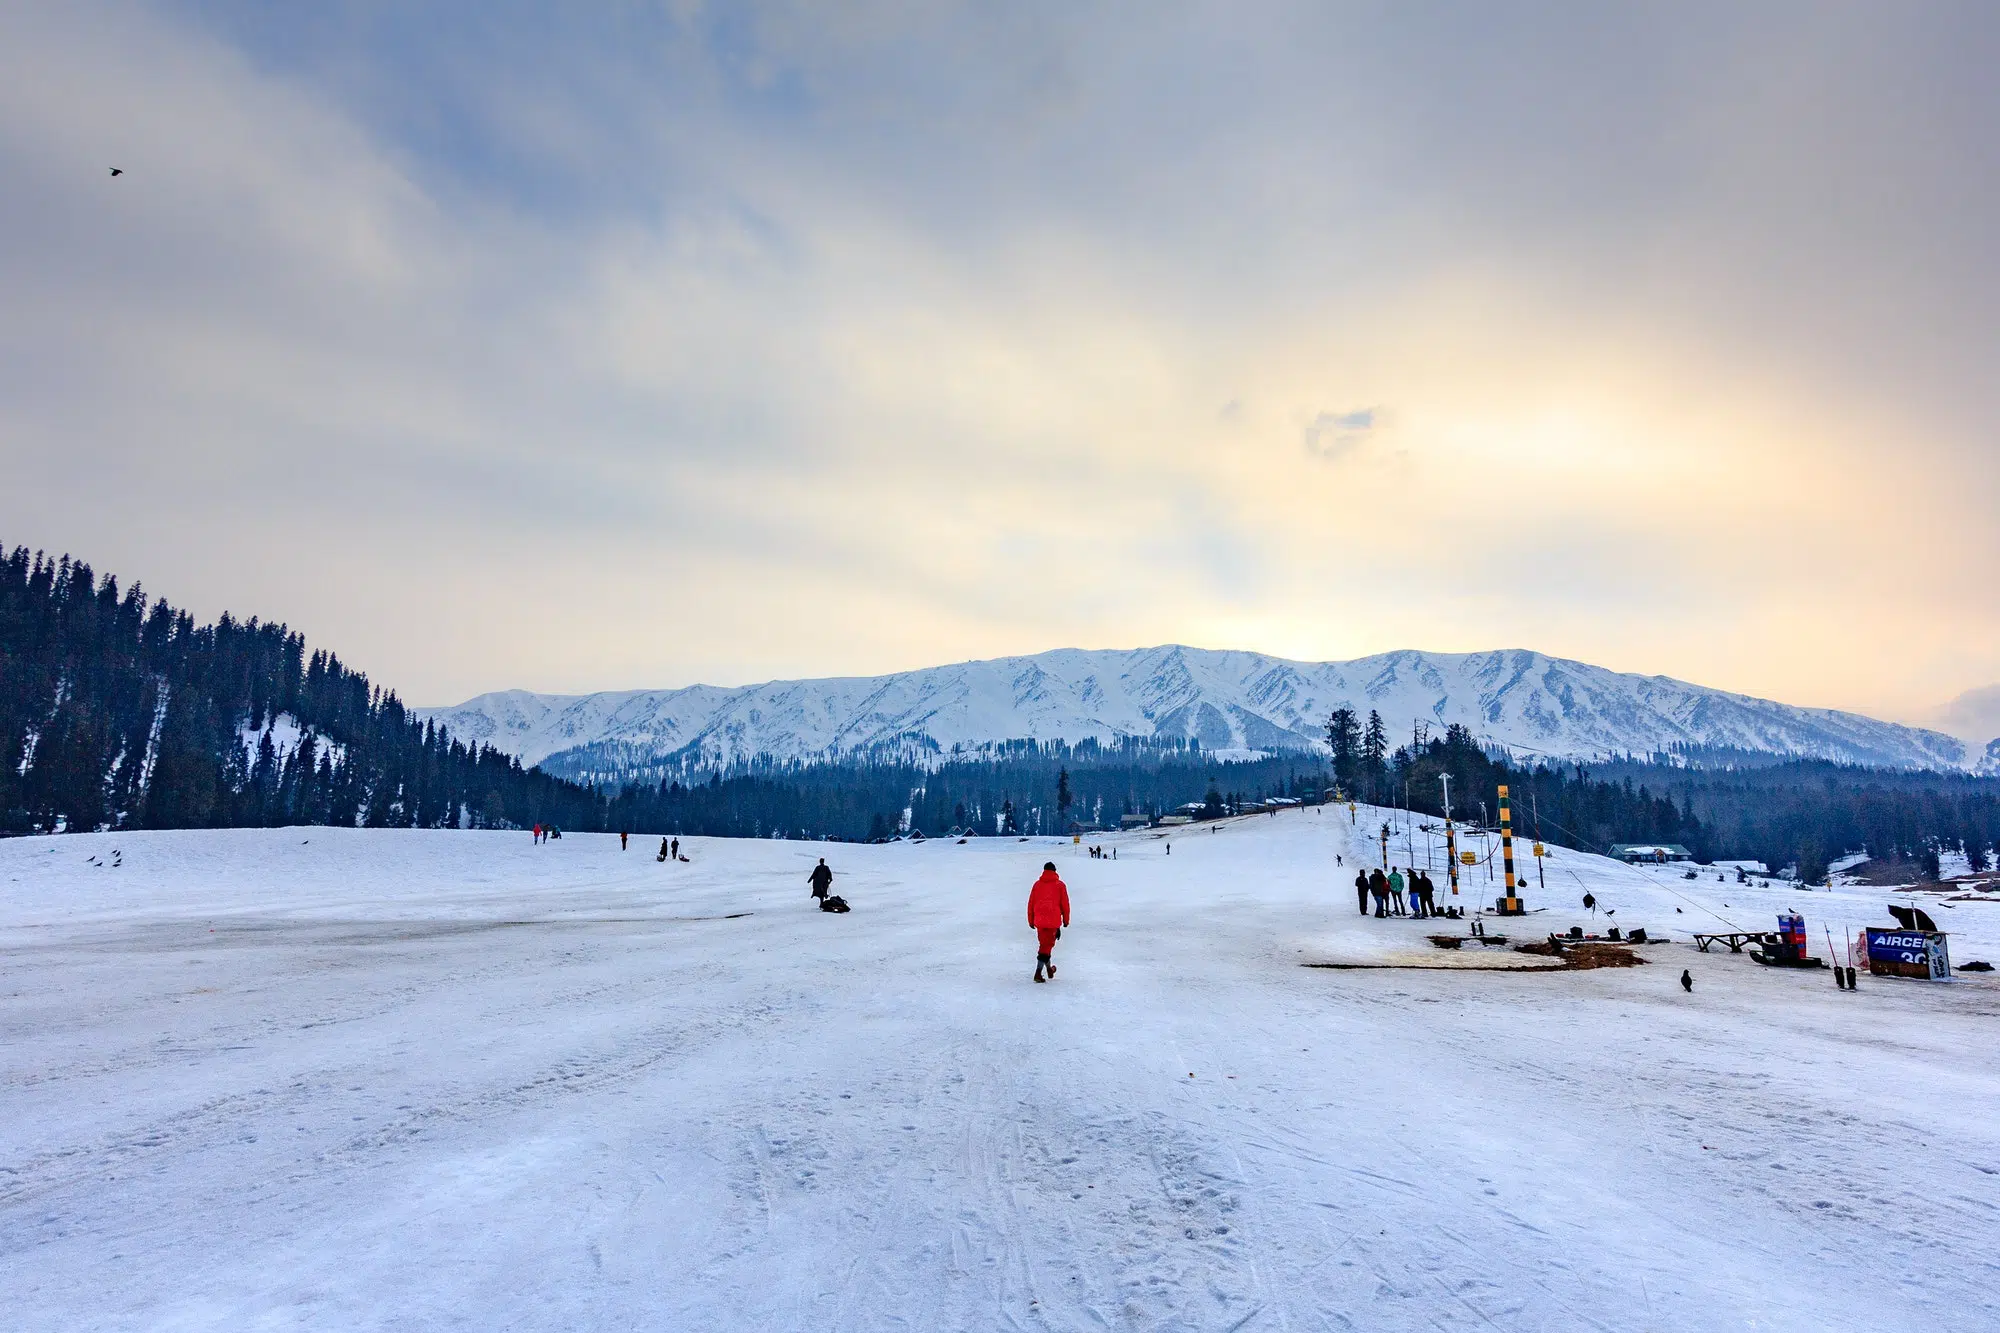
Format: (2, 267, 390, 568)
(1864, 928, 1950, 980)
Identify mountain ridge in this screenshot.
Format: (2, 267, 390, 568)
(415, 645, 1970, 779)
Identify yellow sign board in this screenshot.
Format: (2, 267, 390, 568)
(1460, 851, 1478, 865)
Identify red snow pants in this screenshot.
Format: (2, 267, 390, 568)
(1037, 926, 1060, 956)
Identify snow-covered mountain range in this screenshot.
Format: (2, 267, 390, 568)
(416, 646, 1969, 779)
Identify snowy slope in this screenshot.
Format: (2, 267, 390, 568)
(417, 645, 1967, 775)
(3, 819, 1996, 1329)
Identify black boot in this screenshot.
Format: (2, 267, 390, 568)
(1034, 954, 1048, 982)
(1045, 957, 1057, 979)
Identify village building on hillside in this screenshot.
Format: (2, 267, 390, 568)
(1608, 843, 1694, 864)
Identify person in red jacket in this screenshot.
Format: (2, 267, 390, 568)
(1027, 861, 1071, 983)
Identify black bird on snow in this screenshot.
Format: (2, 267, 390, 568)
(1680, 969, 1693, 992)
(109, 167, 122, 176)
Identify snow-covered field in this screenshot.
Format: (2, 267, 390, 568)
(4, 813, 1997, 1330)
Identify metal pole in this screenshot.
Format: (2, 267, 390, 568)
(1441, 774, 1459, 897)
(1531, 790, 1546, 889)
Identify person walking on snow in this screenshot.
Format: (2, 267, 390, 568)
(671, 838, 680, 861)
(1028, 861, 1071, 983)
(1354, 869, 1371, 916)
(620, 830, 629, 851)
(808, 858, 834, 903)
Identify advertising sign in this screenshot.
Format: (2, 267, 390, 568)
(1864, 928, 1951, 980)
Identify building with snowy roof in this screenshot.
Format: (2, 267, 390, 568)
(1608, 843, 1694, 863)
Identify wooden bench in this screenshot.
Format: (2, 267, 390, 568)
(1692, 931, 1774, 954)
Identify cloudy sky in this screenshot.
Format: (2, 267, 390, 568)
(3, 3, 1996, 730)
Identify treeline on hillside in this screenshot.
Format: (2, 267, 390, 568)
(1335, 713, 2000, 883)
(599, 751, 1332, 843)
(0, 547, 599, 834)
(1325, 718, 1708, 855)
(11, 542, 1999, 873)
(1585, 756, 2000, 883)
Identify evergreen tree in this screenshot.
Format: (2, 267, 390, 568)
(1325, 706, 1360, 796)
(1361, 710, 1388, 802)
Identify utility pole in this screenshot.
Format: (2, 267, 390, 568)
(1531, 790, 1546, 890)
(1441, 774, 1459, 897)
(1379, 822, 1390, 870)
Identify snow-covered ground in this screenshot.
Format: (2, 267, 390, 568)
(3, 813, 1997, 1330)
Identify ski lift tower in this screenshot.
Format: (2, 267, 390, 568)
(1495, 784, 1526, 915)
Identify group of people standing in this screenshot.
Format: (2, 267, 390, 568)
(1354, 865, 1443, 918)
(531, 823, 561, 844)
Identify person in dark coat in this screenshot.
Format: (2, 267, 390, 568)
(1354, 869, 1371, 916)
(808, 858, 834, 903)
(1368, 868, 1388, 918)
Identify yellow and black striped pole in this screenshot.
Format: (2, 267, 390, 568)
(1497, 784, 1524, 914)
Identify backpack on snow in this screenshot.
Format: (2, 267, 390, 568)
(820, 894, 850, 913)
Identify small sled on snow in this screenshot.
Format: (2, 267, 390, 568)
(819, 894, 850, 913)
(1748, 913, 1824, 968)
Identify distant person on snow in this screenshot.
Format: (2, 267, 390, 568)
(671, 838, 680, 861)
(808, 858, 834, 904)
(1354, 869, 1371, 916)
(1421, 870, 1439, 916)
(1369, 868, 1388, 918)
(533, 823, 542, 845)
(1028, 861, 1071, 983)
(620, 830, 629, 851)
(1388, 867, 1406, 916)
(658, 837, 670, 863)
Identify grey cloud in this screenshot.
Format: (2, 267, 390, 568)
(1302, 408, 1377, 462)
(3, 3, 1999, 712)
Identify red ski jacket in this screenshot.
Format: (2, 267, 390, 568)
(1027, 869, 1071, 929)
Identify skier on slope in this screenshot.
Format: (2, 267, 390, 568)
(808, 858, 834, 904)
(1354, 869, 1371, 916)
(1028, 861, 1071, 983)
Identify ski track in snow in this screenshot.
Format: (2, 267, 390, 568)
(2, 821, 1998, 1330)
